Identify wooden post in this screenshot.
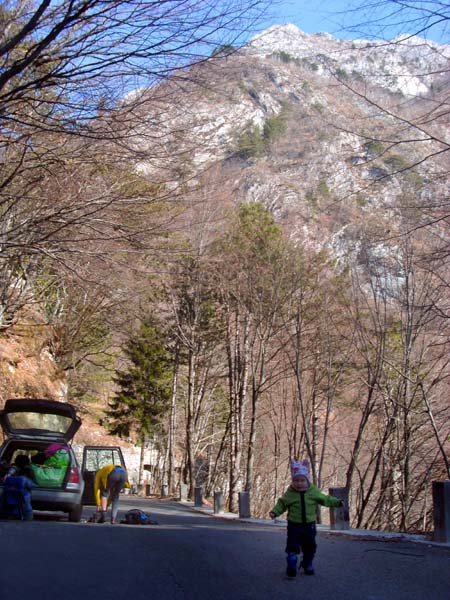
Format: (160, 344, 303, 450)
(329, 486, 350, 530)
(238, 491, 251, 518)
(432, 480, 450, 543)
(194, 485, 203, 507)
(214, 491, 224, 514)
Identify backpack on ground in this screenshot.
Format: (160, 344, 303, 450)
(121, 508, 157, 525)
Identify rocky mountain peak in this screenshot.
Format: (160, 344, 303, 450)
(249, 23, 345, 57)
(247, 23, 449, 97)
(129, 19, 448, 274)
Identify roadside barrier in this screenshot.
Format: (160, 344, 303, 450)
(177, 479, 450, 544)
(432, 480, 450, 543)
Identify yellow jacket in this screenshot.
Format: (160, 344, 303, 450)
(94, 464, 130, 506)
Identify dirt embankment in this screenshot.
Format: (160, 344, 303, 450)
(0, 325, 65, 403)
(0, 325, 124, 447)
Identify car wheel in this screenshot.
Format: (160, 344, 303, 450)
(68, 503, 82, 522)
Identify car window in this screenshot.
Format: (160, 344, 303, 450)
(84, 448, 123, 471)
(11, 450, 33, 462)
(7, 412, 73, 434)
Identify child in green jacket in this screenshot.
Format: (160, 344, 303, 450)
(269, 460, 342, 578)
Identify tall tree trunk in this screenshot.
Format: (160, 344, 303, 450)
(167, 344, 180, 494)
(245, 384, 257, 493)
(186, 348, 197, 497)
(245, 337, 266, 492)
(227, 310, 249, 513)
(139, 439, 145, 490)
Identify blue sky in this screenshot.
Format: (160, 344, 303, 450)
(254, 0, 450, 44)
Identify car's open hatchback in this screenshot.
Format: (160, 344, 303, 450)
(0, 398, 84, 521)
(0, 398, 81, 442)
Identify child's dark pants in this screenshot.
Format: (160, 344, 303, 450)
(285, 521, 317, 567)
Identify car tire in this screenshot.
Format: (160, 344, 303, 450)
(68, 503, 82, 522)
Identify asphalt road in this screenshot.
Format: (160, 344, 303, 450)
(0, 497, 449, 600)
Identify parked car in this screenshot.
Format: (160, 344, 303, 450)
(0, 398, 85, 522)
(81, 445, 127, 505)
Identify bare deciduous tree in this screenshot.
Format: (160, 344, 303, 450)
(0, 0, 269, 327)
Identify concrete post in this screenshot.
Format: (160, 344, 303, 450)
(214, 491, 224, 514)
(194, 485, 203, 507)
(238, 491, 251, 518)
(161, 484, 168, 497)
(432, 480, 450, 543)
(179, 482, 188, 502)
(329, 486, 350, 530)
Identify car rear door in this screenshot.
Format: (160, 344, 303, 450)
(81, 446, 127, 505)
(0, 398, 81, 442)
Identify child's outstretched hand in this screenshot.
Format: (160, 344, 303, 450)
(269, 511, 276, 519)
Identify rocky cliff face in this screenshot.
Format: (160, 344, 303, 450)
(134, 23, 448, 264)
(249, 24, 449, 96)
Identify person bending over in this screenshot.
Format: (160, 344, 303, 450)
(94, 464, 130, 524)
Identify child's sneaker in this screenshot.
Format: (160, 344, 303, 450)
(286, 553, 298, 578)
(286, 565, 297, 578)
(299, 560, 314, 575)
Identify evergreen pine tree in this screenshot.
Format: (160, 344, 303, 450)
(105, 319, 171, 443)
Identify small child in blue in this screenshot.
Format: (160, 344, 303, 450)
(269, 460, 342, 578)
(3, 455, 35, 520)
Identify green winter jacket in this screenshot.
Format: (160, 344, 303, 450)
(271, 484, 341, 524)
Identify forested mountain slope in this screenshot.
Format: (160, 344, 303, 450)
(1, 21, 449, 532)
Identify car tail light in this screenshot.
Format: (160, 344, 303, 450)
(67, 466, 80, 484)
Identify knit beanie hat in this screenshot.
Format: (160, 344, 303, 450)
(291, 459, 310, 481)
